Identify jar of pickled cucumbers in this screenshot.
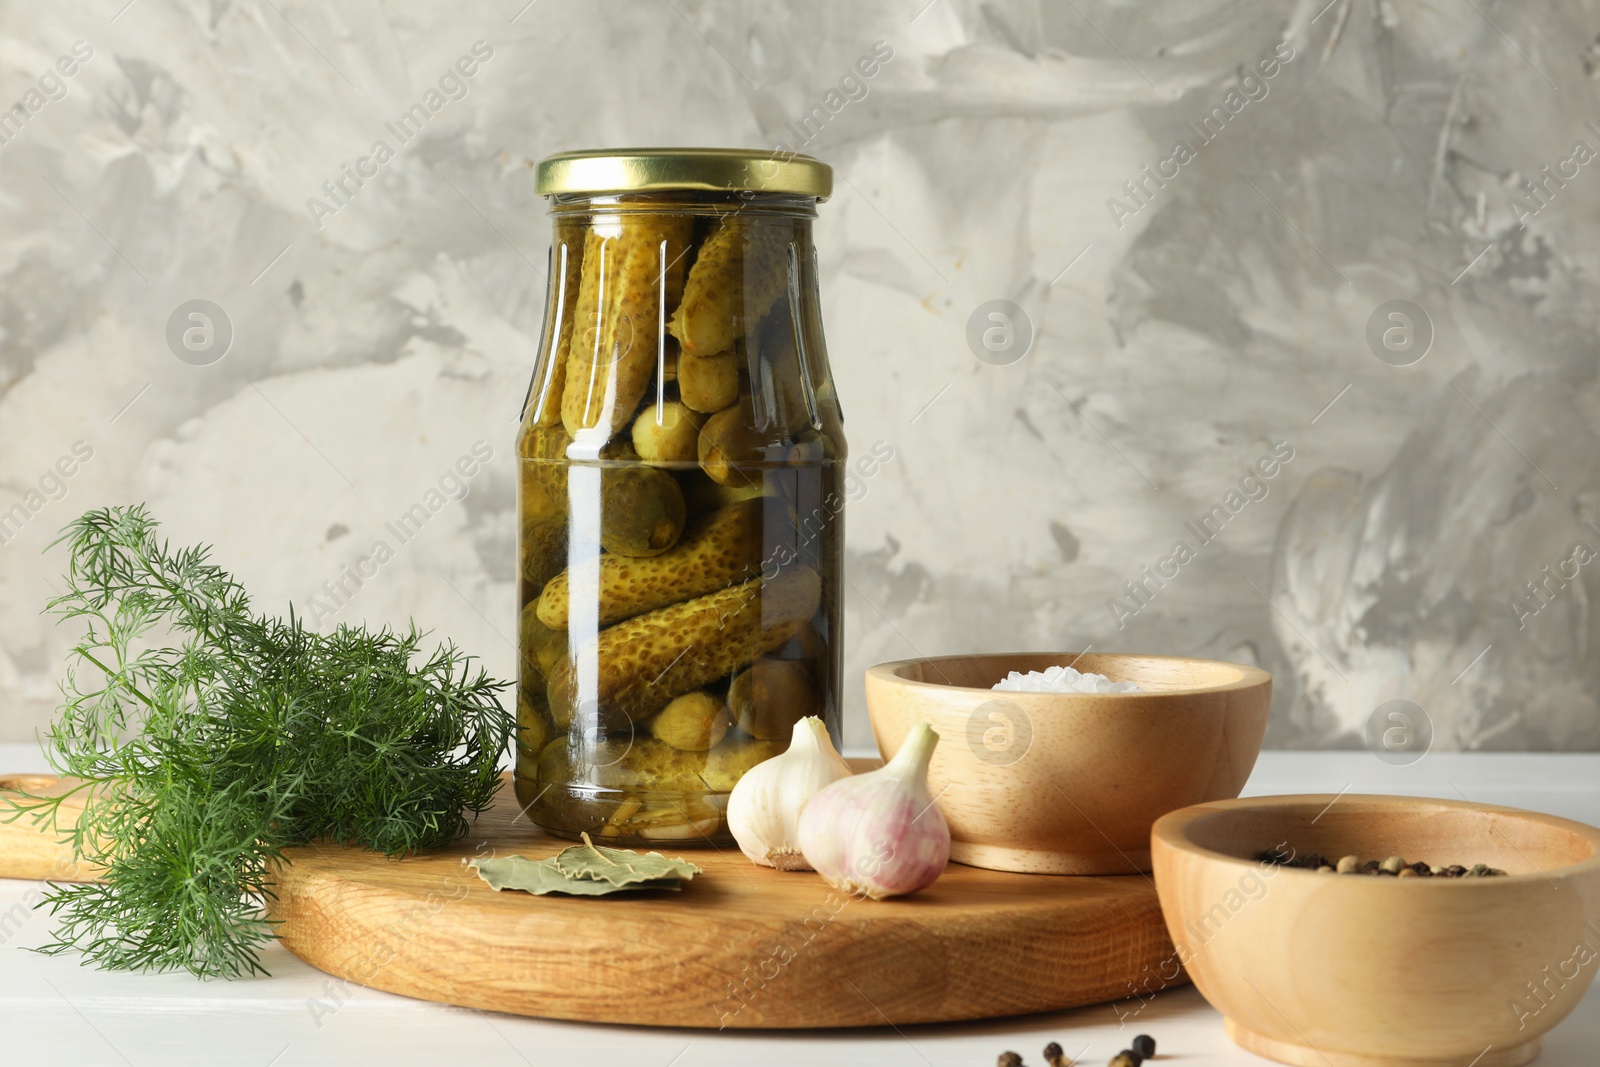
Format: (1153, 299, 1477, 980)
(515, 149, 845, 846)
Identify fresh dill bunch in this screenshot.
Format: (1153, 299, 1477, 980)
(11, 504, 513, 979)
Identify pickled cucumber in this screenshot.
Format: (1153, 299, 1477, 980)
(515, 743, 541, 788)
(679, 348, 739, 414)
(632, 814, 724, 840)
(596, 464, 686, 556)
(530, 434, 687, 557)
(545, 565, 822, 724)
(520, 519, 567, 594)
(647, 689, 733, 751)
(520, 600, 566, 676)
(699, 396, 789, 488)
(517, 686, 551, 759)
(631, 397, 704, 465)
(668, 217, 790, 358)
(519, 424, 573, 523)
(539, 732, 783, 793)
(728, 658, 816, 740)
(521, 602, 569, 731)
(598, 794, 724, 841)
(562, 214, 692, 443)
(536, 498, 763, 629)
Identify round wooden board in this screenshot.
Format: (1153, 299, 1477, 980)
(0, 773, 1186, 1027)
(269, 774, 1186, 1028)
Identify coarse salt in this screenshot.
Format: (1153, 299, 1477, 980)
(991, 664, 1143, 694)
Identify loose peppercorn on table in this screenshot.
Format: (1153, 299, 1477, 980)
(1, 745, 1597, 1065)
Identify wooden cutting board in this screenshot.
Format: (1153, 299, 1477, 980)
(0, 772, 1186, 1028)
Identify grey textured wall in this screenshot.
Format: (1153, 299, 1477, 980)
(2, 0, 1596, 753)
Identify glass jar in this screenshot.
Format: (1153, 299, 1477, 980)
(515, 149, 845, 846)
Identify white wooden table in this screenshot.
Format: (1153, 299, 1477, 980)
(3, 744, 1597, 1066)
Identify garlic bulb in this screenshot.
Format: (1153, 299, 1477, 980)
(727, 716, 853, 870)
(797, 722, 950, 899)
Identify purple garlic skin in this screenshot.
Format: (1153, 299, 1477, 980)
(797, 722, 950, 899)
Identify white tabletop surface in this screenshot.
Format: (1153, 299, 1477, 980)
(2, 743, 1597, 1066)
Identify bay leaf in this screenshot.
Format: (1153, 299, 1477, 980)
(468, 835, 700, 898)
(551, 832, 703, 886)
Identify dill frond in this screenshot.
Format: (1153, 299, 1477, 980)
(7, 505, 513, 978)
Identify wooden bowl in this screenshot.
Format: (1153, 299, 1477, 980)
(1151, 795, 1600, 1067)
(863, 652, 1271, 875)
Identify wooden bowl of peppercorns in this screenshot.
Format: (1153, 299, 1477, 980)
(865, 652, 1271, 874)
(1151, 794, 1600, 1066)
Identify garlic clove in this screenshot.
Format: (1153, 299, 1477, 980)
(796, 722, 950, 900)
(727, 715, 853, 870)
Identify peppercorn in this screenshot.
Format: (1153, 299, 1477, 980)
(1043, 1041, 1065, 1066)
(1271, 846, 1507, 878)
(1131, 1034, 1156, 1057)
(999, 1053, 1024, 1067)
(1109, 1052, 1143, 1067)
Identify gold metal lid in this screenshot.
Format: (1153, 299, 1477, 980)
(535, 148, 832, 199)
